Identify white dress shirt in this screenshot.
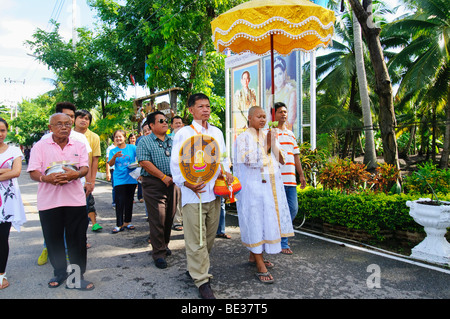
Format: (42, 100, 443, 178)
(170, 120, 230, 207)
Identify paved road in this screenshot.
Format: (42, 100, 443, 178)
(3, 164, 450, 305)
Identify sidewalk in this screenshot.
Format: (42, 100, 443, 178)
(3, 164, 450, 300)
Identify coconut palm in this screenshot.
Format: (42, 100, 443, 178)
(313, 10, 362, 160)
(353, 12, 377, 169)
(313, 5, 379, 166)
(384, 0, 450, 167)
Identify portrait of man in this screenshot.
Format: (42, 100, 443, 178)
(231, 61, 260, 133)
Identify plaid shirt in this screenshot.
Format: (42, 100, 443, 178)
(136, 133, 173, 177)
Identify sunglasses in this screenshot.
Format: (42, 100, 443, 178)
(157, 118, 169, 124)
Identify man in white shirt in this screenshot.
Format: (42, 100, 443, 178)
(170, 93, 232, 299)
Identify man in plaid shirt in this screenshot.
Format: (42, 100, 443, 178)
(137, 111, 180, 269)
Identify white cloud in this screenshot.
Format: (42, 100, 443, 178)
(0, 18, 36, 50)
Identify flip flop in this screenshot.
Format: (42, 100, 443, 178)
(125, 224, 135, 230)
(281, 248, 293, 255)
(255, 272, 274, 284)
(248, 260, 274, 268)
(216, 233, 231, 239)
(65, 279, 95, 291)
(48, 275, 67, 288)
(0, 273, 9, 290)
(111, 227, 124, 234)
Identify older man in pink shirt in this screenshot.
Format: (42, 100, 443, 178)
(28, 113, 94, 290)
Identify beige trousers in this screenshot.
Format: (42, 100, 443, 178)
(183, 197, 221, 287)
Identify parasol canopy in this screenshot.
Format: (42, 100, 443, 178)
(211, 0, 335, 57)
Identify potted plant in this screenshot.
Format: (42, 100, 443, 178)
(406, 173, 450, 265)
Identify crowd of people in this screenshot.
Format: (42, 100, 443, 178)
(0, 93, 306, 299)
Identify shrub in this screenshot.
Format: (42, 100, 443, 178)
(318, 158, 370, 193)
(369, 163, 400, 193)
(297, 188, 450, 241)
(317, 158, 401, 194)
(403, 161, 450, 195)
(298, 142, 328, 186)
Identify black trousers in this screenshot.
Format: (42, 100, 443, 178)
(0, 222, 11, 273)
(39, 206, 88, 278)
(114, 184, 137, 227)
(141, 176, 178, 260)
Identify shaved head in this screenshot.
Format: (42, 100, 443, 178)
(247, 106, 264, 118)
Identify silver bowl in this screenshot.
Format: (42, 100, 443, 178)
(45, 163, 78, 175)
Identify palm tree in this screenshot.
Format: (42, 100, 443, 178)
(313, 10, 362, 160)
(347, 0, 400, 170)
(353, 12, 377, 169)
(314, 5, 379, 166)
(384, 0, 450, 168)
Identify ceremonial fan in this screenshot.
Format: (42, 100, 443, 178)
(179, 134, 220, 246)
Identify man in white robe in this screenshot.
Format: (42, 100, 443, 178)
(233, 106, 294, 284)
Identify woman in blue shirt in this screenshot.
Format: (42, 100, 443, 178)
(108, 130, 138, 234)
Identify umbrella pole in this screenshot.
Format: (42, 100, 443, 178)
(199, 193, 203, 247)
(271, 34, 275, 120)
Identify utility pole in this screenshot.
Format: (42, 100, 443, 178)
(3, 78, 25, 120)
(72, 0, 77, 48)
(72, 0, 78, 99)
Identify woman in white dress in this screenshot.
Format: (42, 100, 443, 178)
(233, 106, 294, 284)
(0, 118, 26, 289)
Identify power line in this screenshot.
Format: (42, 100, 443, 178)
(330, 119, 450, 133)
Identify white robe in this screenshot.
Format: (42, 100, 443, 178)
(233, 129, 294, 254)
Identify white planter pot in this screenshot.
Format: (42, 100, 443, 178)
(406, 198, 450, 265)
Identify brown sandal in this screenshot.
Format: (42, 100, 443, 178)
(248, 260, 274, 268)
(255, 272, 274, 284)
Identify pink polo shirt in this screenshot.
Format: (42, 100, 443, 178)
(27, 136, 89, 211)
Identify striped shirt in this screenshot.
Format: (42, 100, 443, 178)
(136, 133, 173, 177)
(277, 128, 300, 186)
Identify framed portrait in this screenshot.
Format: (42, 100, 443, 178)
(231, 60, 261, 137)
(263, 52, 300, 135)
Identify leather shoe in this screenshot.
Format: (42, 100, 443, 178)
(155, 258, 167, 269)
(198, 282, 216, 299)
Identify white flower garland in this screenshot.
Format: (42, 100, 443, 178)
(215, 29, 334, 55)
(212, 15, 334, 42)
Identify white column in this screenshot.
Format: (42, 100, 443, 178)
(310, 50, 316, 150)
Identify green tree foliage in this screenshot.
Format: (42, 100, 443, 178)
(384, 0, 450, 167)
(89, 0, 246, 130)
(25, 21, 127, 118)
(9, 95, 54, 146)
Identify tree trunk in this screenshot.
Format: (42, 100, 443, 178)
(348, 0, 400, 170)
(342, 74, 359, 158)
(352, 15, 377, 169)
(439, 84, 450, 168)
(431, 105, 437, 162)
(399, 124, 416, 159)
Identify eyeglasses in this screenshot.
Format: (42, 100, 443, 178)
(158, 118, 169, 124)
(51, 123, 72, 128)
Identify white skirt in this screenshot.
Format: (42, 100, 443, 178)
(234, 161, 294, 255)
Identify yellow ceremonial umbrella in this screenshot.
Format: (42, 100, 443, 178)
(211, 0, 335, 111)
